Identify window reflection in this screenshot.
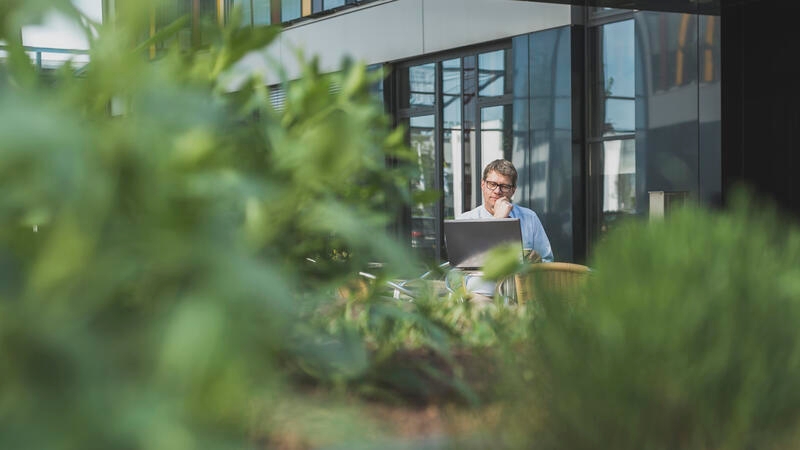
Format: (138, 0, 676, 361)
(602, 139, 636, 214)
(324, 0, 345, 9)
(232, 0, 253, 25)
(252, 0, 270, 24)
(400, 63, 435, 109)
(481, 105, 512, 164)
(601, 20, 635, 137)
(443, 58, 462, 219)
(478, 49, 511, 97)
(409, 115, 438, 262)
(589, 19, 637, 248)
(699, 16, 719, 83)
(281, 0, 301, 22)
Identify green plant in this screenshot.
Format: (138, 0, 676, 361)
(0, 2, 424, 448)
(505, 192, 800, 450)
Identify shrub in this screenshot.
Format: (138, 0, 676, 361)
(509, 192, 800, 450)
(0, 2, 418, 448)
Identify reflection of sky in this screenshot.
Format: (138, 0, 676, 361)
(410, 115, 435, 129)
(14, 0, 101, 68)
(603, 19, 635, 98)
(478, 50, 505, 96)
(606, 98, 635, 133)
(21, 0, 102, 50)
(410, 63, 435, 106)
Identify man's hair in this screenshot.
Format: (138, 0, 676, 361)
(483, 159, 517, 187)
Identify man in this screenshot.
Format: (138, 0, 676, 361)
(456, 159, 553, 299)
(458, 159, 553, 262)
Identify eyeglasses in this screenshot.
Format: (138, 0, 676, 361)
(484, 180, 515, 193)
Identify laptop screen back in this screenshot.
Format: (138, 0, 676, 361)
(443, 218, 523, 270)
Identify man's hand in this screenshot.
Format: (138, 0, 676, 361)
(493, 198, 513, 218)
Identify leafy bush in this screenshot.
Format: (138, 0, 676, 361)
(504, 193, 800, 450)
(0, 2, 426, 448)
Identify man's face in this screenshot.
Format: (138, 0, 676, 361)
(481, 170, 516, 212)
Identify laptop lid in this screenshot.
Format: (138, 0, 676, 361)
(443, 218, 523, 270)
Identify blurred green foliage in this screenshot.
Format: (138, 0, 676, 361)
(4, 2, 800, 450)
(0, 1, 428, 448)
(501, 193, 800, 450)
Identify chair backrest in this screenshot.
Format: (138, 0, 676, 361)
(515, 262, 591, 305)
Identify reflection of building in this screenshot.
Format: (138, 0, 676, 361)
(131, 0, 799, 263)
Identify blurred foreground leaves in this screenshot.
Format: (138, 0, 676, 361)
(4, 2, 800, 450)
(501, 192, 800, 450)
(0, 2, 418, 449)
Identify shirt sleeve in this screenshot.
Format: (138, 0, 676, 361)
(517, 208, 554, 262)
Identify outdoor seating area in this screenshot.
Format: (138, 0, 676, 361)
(356, 261, 592, 307)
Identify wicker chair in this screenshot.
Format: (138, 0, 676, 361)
(514, 262, 591, 305)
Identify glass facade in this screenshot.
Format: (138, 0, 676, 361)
(512, 26, 575, 261)
(281, 0, 301, 22)
(232, 0, 271, 25)
(394, 9, 720, 263)
(588, 19, 638, 247)
(227, 0, 381, 26)
(585, 10, 721, 254)
(324, 0, 346, 9)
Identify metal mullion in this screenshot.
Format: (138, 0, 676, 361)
(434, 60, 445, 262)
(397, 106, 435, 119)
(585, 6, 598, 255)
(476, 94, 513, 108)
(460, 55, 473, 212)
(250, 0, 255, 26)
(587, 9, 635, 26)
(587, 133, 636, 143)
(270, 0, 280, 24)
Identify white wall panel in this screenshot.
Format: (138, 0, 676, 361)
(422, 0, 570, 54)
(229, 0, 571, 86)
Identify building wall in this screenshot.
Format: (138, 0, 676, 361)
(231, 0, 571, 85)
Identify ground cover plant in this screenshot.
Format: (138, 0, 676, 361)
(496, 193, 800, 450)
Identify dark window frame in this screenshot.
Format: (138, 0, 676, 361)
(392, 40, 514, 262)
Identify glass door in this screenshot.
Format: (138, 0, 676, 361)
(588, 18, 637, 250)
(395, 46, 512, 263)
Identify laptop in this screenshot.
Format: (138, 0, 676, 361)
(443, 218, 523, 270)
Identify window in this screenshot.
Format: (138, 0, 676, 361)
(232, 0, 271, 26)
(281, 0, 301, 22)
(588, 18, 637, 246)
(395, 44, 513, 262)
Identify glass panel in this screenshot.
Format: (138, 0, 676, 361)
(635, 10, 703, 206)
(698, 14, 721, 204)
(253, 0, 270, 25)
(324, 0, 346, 9)
(641, 13, 699, 93)
(281, 0, 301, 21)
(481, 105, 513, 166)
(400, 63, 435, 109)
(232, 0, 253, 26)
(478, 49, 511, 97)
(605, 98, 635, 134)
(597, 138, 637, 240)
(367, 64, 384, 105)
(442, 58, 462, 219)
(522, 26, 574, 261)
(600, 19, 635, 137)
(409, 115, 438, 262)
(463, 56, 477, 210)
